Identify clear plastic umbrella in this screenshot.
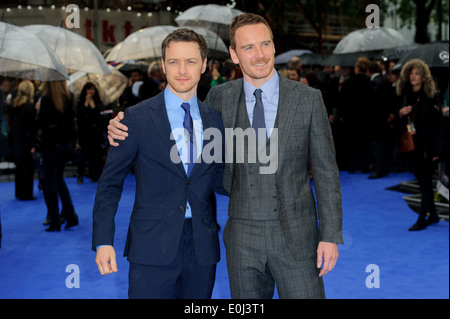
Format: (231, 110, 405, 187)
(175, 4, 243, 40)
(67, 66, 127, 106)
(106, 25, 230, 62)
(0, 22, 68, 81)
(105, 25, 177, 62)
(333, 27, 410, 54)
(184, 26, 229, 59)
(23, 24, 110, 75)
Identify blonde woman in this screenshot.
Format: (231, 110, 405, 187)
(9, 80, 36, 200)
(397, 59, 446, 231)
(36, 81, 78, 231)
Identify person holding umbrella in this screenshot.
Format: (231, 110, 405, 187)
(397, 59, 446, 231)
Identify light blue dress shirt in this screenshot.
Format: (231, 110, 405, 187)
(243, 70, 279, 138)
(164, 87, 203, 218)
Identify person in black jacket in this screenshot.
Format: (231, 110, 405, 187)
(340, 57, 372, 173)
(138, 61, 166, 101)
(76, 82, 104, 183)
(35, 81, 78, 231)
(367, 61, 396, 179)
(9, 80, 37, 200)
(396, 59, 446, 231)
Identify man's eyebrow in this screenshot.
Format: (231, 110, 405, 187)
(166, 57, 200, 61)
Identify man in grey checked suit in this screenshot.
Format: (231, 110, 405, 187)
(108, 13, 343, 299)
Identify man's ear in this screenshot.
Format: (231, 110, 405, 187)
(229, 46, 239, 65)
(202, 58, 207, 74)
(161, 57, 166, 74)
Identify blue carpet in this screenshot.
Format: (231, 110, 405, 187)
(0, 171, 448, 299)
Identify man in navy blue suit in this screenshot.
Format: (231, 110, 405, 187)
(92, 29, 225, 299)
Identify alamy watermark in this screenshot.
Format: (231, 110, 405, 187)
(365, 4, 380, 28)
(169, 127, 278, 175)
(365, 264, 380, 288)
(65, 4, 80, 29)
(65, 264, 80, 288)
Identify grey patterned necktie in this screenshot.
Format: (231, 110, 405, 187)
(252, 88, 266, 141)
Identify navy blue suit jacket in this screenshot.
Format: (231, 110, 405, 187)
(92, 92, 225, 266)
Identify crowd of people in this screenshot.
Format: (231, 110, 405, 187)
(276, 54, 448, 231)
(0, 41, 448, 234)
(278, 55, 448, 180)
(0, 77, 108, 231)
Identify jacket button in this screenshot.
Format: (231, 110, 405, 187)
(180, 206, 185, 212)
(187, 180, 191, 185)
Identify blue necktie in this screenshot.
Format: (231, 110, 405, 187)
(181, 102, 195, 175)
(252, 89, 266, 141)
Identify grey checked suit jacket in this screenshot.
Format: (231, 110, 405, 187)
(205, 74, 343, 260)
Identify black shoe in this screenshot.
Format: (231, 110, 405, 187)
(65, 214, 79, 229)
(408, 221, 427, 231)
(17, 196, 37, 201)
(45, 223, 61, 232)
(426, 214, 440, 226)
(368, 172, 388, 179)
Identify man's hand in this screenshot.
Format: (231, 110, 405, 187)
(107, 111, 128, 147)
(316, 242, 339, 277)
(95, 245, 118, 275)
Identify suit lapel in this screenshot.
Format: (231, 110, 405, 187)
(274, 75, 298, 169)
(191, 98, 225, 177)
(223, 79, 244, 181)
(149, 92, 187, 177)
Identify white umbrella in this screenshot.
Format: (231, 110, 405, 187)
(0, 22, 68, 81)
(105, 25, 177, 62)
(175, 4, 243, 40)
(67, 66, 127, 106)
(23, 24, 110, 75)
(333, 27, 410, 54)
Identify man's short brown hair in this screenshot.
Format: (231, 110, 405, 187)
(161, 28, 208, 61)
(228, 13, 273, 50)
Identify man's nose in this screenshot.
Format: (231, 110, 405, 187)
(178, 62, 188, 74)
(254, 45, 265, 59)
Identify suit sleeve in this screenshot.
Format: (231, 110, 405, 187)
(308, 89, 344, 244)
(92, 107, 138, 251)
(204, 86, 223, 113)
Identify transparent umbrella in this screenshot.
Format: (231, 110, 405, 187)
(333, 27, 410, 54)
(0, 22, 68, 81)
(175, 4, 243, 40)
(105, 25, 177, 62)
(23, 24, 110, 75)
(106, 25, 230, 62)
(67, 66, 127, 106)
(184, 26, 229, 60)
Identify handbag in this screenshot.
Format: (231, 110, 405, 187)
(398, 130, 414, 152)
(398, 96, 420, 153)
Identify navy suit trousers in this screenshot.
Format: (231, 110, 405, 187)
(128, 219, 216, 299)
